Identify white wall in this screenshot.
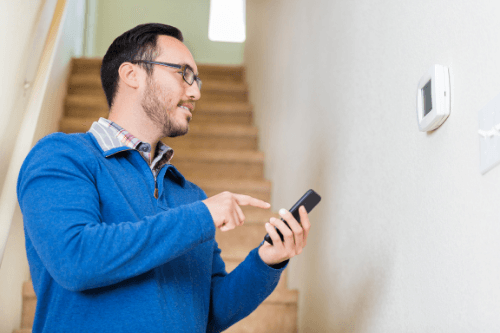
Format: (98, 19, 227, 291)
(246, 0, 500, 331)
(0, 1, 85, 332)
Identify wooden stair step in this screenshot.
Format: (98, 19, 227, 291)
(68, 73, 101, 87)
(23, 281, 35, 298)
(66, 86, 106, 98)
(173, 150, 264, 180)
(193, 101, 253, 125)
(196, 101, 252, 112)
(167, 124, 258, 150)
(185, 123, 257, 136)
(221, 241, 266, 261)
(71, 57, 101, 75)
(13, 329, 31, 333)
(21, 282, 36, 329)
(194, 179, 271, 202)
(59, 116, 98, 132)
(198, 88, 248, 103)
(216, 223, 268, 257)
(65, 94, 107, 113)
(173, 149, 264, 162)
(202, 80, 248, 93)
(197, 64, 246, 83)
(191, 112, 252, 126)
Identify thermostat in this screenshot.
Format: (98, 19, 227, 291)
(416, 64, 450, 132)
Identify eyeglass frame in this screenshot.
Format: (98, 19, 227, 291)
(130, 60, 202, 89)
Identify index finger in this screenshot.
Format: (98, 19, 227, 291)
(233, 194, 271, 209)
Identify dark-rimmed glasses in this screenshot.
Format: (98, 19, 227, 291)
(131, 60, 202, 89)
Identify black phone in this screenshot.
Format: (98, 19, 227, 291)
(264, 189, 321, 245)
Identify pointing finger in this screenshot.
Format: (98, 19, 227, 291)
(233, 194, 271, 209)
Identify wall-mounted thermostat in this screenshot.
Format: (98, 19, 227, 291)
(416, 64, 450, 132)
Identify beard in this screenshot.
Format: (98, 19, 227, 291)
(141, 76, 190, 138)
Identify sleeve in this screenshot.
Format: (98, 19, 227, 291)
(206, 237, 288, 332)
(17, 134, 216, 292)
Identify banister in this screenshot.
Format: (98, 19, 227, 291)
(0, 0, 68, 266)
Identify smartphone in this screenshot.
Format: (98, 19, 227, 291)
(264, 189, 321, 245)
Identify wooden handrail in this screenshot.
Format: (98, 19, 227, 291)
(0, 0, 67, 266)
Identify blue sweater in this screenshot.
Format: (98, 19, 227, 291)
(17, 132, 285, 333)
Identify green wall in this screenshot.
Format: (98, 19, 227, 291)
(94, 0, 244, 64)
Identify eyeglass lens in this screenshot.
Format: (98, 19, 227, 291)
(183, 67, 194, 84)
(183, 67, 202, 89)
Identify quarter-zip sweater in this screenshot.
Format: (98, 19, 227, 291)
(17, 131, 285, 333)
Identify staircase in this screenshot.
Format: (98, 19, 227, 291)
(15, 59, 298, 333)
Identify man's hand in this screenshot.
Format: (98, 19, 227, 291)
(258, 206, 311, 266)
(203, 192, 271, 231)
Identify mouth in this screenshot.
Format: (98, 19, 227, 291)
(178, 104, 193, 121)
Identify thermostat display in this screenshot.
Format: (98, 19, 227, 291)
(422, 80, 432, 116)
(416, 65, 450, 132)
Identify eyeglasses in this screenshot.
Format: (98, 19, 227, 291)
(131, 60, 202, 90)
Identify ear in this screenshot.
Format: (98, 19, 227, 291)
(117, 62, 142, 89)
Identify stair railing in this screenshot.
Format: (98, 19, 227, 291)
(0, 0, 68, 266)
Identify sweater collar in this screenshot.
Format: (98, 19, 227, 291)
(87, 118, 185, 185)
(88, 118, 173, 160)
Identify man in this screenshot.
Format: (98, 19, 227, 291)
(17, 23, 311, 332)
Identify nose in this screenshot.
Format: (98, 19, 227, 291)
(186, 81, 201, 101)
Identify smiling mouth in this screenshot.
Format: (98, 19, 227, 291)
(179, 105, 192, 122)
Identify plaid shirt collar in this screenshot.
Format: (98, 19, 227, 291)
(88, 117, 174, 172)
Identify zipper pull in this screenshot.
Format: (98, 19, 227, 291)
(154, 181, 159, 199)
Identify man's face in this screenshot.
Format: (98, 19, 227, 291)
(140, 36, 201, 138)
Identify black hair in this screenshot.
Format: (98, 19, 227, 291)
(100, 23, 183, 108)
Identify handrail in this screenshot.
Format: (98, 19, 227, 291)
(0, 0, 68, 266)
